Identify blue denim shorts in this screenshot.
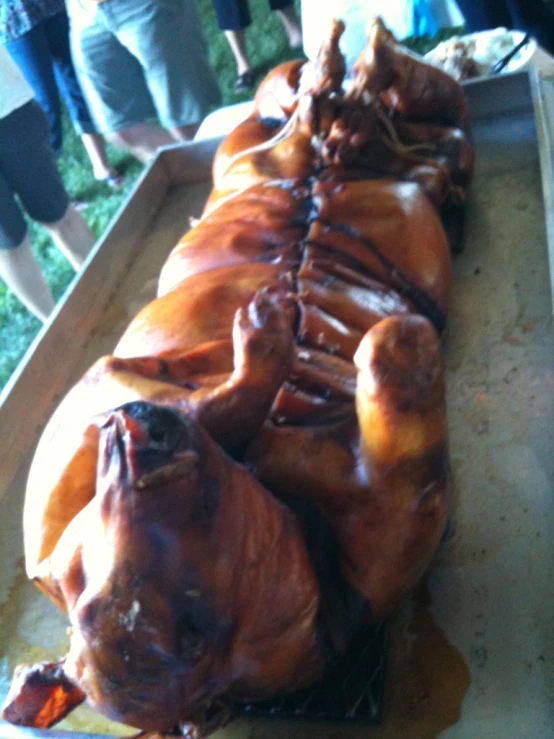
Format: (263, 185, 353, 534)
(0, 101, 69, 250)
(67, 0, 221, 133)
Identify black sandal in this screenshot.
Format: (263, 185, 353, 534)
(234, 70, 255, 94)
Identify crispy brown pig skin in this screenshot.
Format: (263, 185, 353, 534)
(44, 403, 321, 732)
(246, 314, 449, 622)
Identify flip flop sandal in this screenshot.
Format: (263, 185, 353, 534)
(234, 70, 255, 94)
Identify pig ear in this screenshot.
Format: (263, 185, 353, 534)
(30, 560, 66, 612)
(1, 660, 85, 729)
(25, 421, 100, 580)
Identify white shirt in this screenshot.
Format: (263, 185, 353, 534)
(0, 45, 34, 119)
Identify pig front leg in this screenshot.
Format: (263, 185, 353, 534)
(187, 288, 296, 451)
(348, 314, 450, 619)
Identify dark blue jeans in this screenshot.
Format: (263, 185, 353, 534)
(212, 0, 293, 31)
(5, 10, 96, 154)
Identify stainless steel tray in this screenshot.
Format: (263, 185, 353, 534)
(1, 70, 553, 739)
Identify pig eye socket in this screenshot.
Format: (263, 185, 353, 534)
(148, 425, 166, 445)
(116, 401, 186, 456)
(144, 417, 182, 456)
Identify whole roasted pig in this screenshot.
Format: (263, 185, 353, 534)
(2, 18, 473, 737)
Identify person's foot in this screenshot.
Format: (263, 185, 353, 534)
(71, 200, 89, 213)
(95, 170, 126, 190)
(287, 28, 303, 50)
(234, 70, 255, 94)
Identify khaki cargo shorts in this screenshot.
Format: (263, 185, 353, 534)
(67, 0, 221, 133)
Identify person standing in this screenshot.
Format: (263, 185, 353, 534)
(211, 0, 303, 93)
(0, 46, 95, 321)
(66, 0, 222, 164)
(455, 0, 554, 56)
(1, 0, 123, 186)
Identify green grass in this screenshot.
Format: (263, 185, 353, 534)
(0, 0, 456, 391)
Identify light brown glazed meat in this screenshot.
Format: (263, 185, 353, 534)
(2, 17, 473, 738)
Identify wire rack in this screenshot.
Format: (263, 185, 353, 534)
(235, 622, 388, 725)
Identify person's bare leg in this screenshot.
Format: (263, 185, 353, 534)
(168, 122, 201, 142)
(224, 29, 252, 75)
(106, 123, 176, 164)
(80, 133, 117, 180)
(0, 234, 55, 322)
(43, 205, 95, 271)
(276, 6, 302, 49)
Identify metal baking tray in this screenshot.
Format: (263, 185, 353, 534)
(1, 69, 553, 739)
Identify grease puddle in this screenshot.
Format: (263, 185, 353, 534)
(378, 584, 471, 739)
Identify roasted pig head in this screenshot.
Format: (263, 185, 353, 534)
(10, 402, 321, 733)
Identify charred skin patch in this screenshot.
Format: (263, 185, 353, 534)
(1, 662, 85, 729)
